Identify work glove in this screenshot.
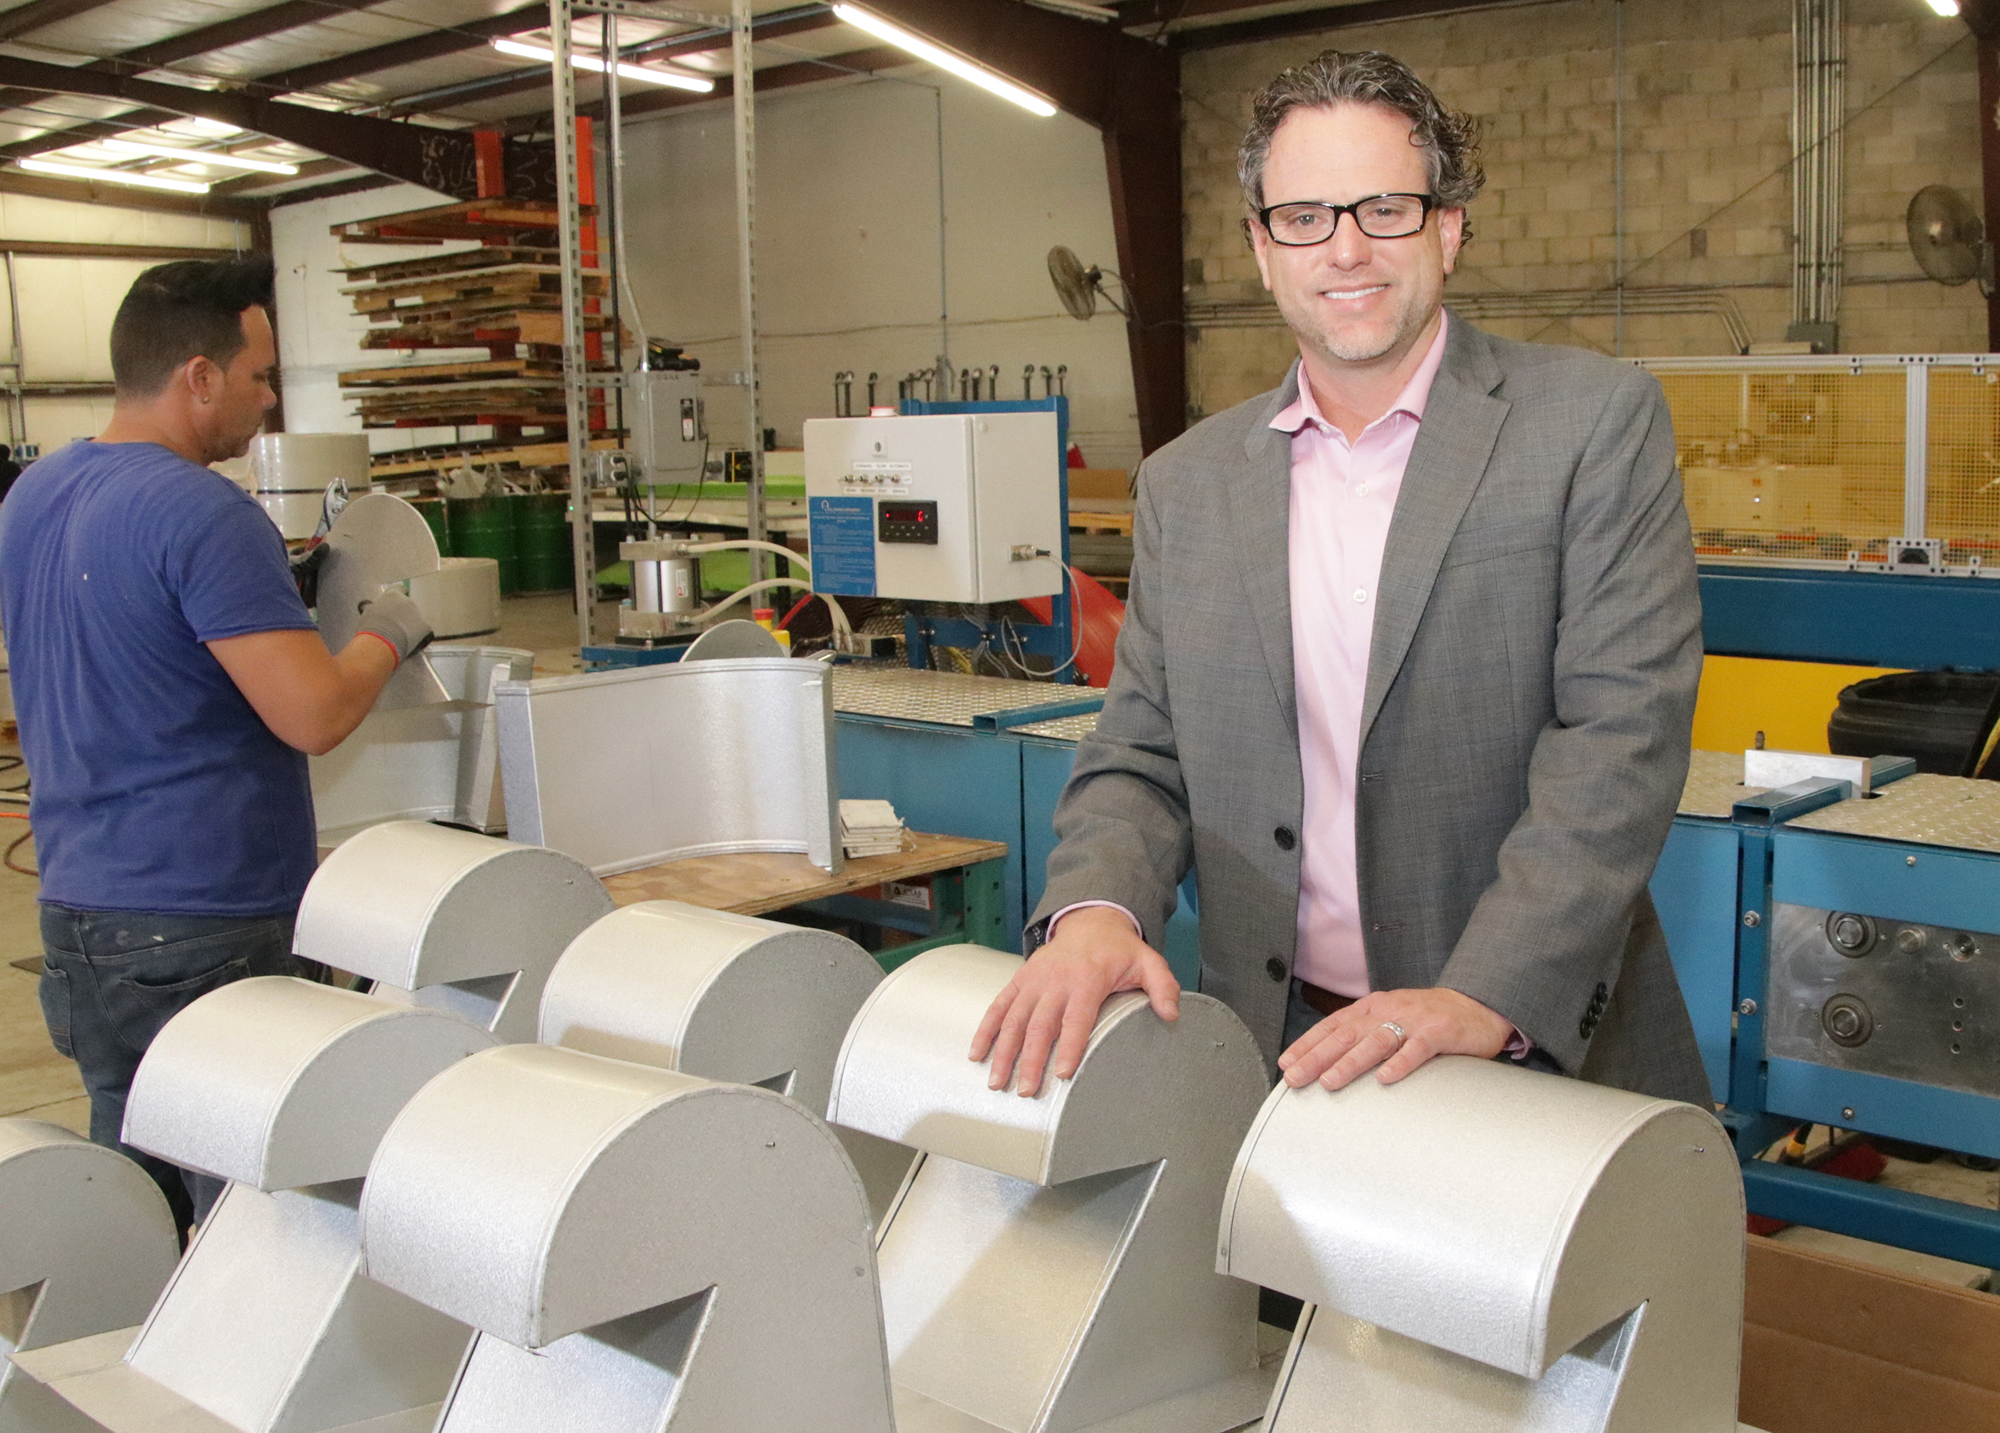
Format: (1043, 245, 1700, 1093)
(356, 586, 434, 664)
(289, 540, 328, 609)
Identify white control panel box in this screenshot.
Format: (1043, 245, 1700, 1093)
(804, 412, 1063, 604)
(628, 369, 706, 481)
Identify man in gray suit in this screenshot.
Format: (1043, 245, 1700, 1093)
(973, 50, 1707, 1107)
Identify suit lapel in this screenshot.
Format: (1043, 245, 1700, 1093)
(1229, 367, 1304, 739)
(1360, 315, 1511, 741)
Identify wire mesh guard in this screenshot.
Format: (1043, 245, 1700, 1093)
(1656, 368, 1905, 560)
(1926, 368, 2000, 564)
(1647, 358, 2000, 566)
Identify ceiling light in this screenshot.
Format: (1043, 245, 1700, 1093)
(490, 38, 715, 93)
(183, 117, 243, 137)
(19, 157, 210, 193)
(831, 4, 1057, 117)
(1926, 0, 1959, 13)
(99, 139, 297, 175)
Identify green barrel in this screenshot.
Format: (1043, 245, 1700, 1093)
(409, 496, 451, 557)
(513, 493, 574, 594)
(448, 495, 519, 595)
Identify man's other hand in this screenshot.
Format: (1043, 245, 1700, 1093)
(356, 586, 433, 663)
(970, 906, 1181, 1098)
(1278, 987, 1513, 1090)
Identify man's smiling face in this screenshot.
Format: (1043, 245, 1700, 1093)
(1249, 101, 1464, 373)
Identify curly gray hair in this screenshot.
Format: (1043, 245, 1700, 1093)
(1237, 50, 1485, 235)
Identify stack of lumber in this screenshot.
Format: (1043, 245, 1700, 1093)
(331, 199, 626, 477)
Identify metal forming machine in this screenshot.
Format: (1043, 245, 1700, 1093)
(1653, 755, 2000, 1267)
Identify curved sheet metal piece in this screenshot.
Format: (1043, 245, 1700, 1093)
(123, 977, 495, 1191)
(680, 618, 784, 662)
(317, 491, 449, 710)
(0, 1121, 179, 1418)
(540, 900, 880, 1118)
(1221, 1057, 1743, 1432)
(495, 658, 841, 875)
(360, 1044, 894, 1432)
(827, 944, 1272, 1433)
(295, 821, 613, 1042)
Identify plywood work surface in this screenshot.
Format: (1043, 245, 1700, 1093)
(601, 830, 1007, 916)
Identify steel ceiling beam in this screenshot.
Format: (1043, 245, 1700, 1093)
(0, 0, 121, 43)
(0, 52, 477, 195)
(849, 0, 1187, 453)
(1168, 0, 1556, 50)
(252, 4, 551, 96)
(582, 42, 907, 125)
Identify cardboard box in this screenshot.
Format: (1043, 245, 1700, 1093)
(1066, 467, 1130, 501)
(1742, 1234, 2000, 1433)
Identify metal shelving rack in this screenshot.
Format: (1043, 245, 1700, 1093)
(547, 0, 763, 650)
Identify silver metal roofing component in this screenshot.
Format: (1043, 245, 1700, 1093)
(359, 1045, 895, 1432)
(0, 1120, 180, 1430)
(17, 979, 497, 1433)
(294, 820, 614, 1044)
(1220, 1056, 1744, 1432)
(496, 657, 842, 876)
(828, 943, 1274, 1433)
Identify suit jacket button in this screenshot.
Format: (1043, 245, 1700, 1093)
(1265, 957, 1287, 982)
(1579, 1018, 1594, 1040)
(1274, 826, 1296, 851)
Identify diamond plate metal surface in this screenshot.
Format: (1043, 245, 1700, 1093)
(1012, 713, 1099, 743)
(829, 666, 1086, 727)
(1784, 773, 2000, 854)
(1678, 750, 1770, 818)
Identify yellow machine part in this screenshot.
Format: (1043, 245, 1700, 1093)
(1690, 656, 1904, 755)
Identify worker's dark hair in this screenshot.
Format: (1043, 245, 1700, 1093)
(110, 253, 275, 397)
(1238, 50, 1484, 238)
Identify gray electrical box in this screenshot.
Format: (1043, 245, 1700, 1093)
(629, 370, 706, 482)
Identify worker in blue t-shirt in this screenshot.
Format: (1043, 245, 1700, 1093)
(0, 255, 434, 1232)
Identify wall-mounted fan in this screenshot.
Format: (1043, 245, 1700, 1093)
(1907, 185, 1993, 296)
(1047, 246, 1131, 320)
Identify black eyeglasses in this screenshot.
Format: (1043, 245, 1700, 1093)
(1255, 194, 1437, 246)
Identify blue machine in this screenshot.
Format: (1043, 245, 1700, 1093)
(1652, 759, 2000, 1269)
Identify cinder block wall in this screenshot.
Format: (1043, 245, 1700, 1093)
(1181, 0, 1982, 418)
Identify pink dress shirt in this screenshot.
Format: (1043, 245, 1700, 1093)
(1279, 317, 1449, 995)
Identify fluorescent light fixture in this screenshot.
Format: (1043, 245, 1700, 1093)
(490, 37, 715, 93)
(183, 117, 243, 137)
(832, 3, 1057, 117)
(19, 157, 210, 193)
(99, 139, 298, 175)
(1926, 0, 1959, 13)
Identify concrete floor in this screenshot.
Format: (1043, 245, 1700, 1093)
(0, 590, 1994, 1292)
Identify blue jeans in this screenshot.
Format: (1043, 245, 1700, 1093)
(38, 903, 305, 1232)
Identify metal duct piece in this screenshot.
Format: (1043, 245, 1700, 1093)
(359, 1047, 894, 1432)
(311, 644, 534, 844)
(827, 944, 1273, 1433)
(0, 1120, 180, 1431)
(295, 821, 614, 1044)
(540, 900, 910, 1220)
(1220, 1056, 1744, 1432)
(496, 658, 842, 876)
(679, 617, 783, 661)
(408, 557, 502, 641)
(316, 491, 450, 710)
(16, 980, 494, 1433)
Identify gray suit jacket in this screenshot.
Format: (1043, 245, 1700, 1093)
(1034, 314, 1709, 1104)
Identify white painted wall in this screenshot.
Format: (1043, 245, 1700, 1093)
(263, 67, 1145, 473)
(618, 69, 1142, 468)
(0, 193, 251, 454)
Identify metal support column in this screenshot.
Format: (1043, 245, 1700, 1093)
(550, 0, 596, 651)
(731, 0, 765, 585)
(1904, 358, 1929, 539)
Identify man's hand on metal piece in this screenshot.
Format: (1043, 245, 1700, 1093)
(970, 905, 1181, 1098)
(355, 586, 433, 664)
(1278, 986, 1513, 1090)
(288, 540, 327, 609)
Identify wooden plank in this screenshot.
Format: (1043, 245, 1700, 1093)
(341, 263, 603, 299)
(352, 273, 607, 315)
(329, 198, 591, 246)
(359, 312, 623, 348)
(599, 830, 1011, 916)
(339, 357, 563, 386)
(368, 437, 621, 479)
(338, 246, 563, 283)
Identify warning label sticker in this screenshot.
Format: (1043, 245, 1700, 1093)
(809, 495, 876, 596)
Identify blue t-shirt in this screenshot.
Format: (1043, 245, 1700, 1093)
(0, 440, 319, 915)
